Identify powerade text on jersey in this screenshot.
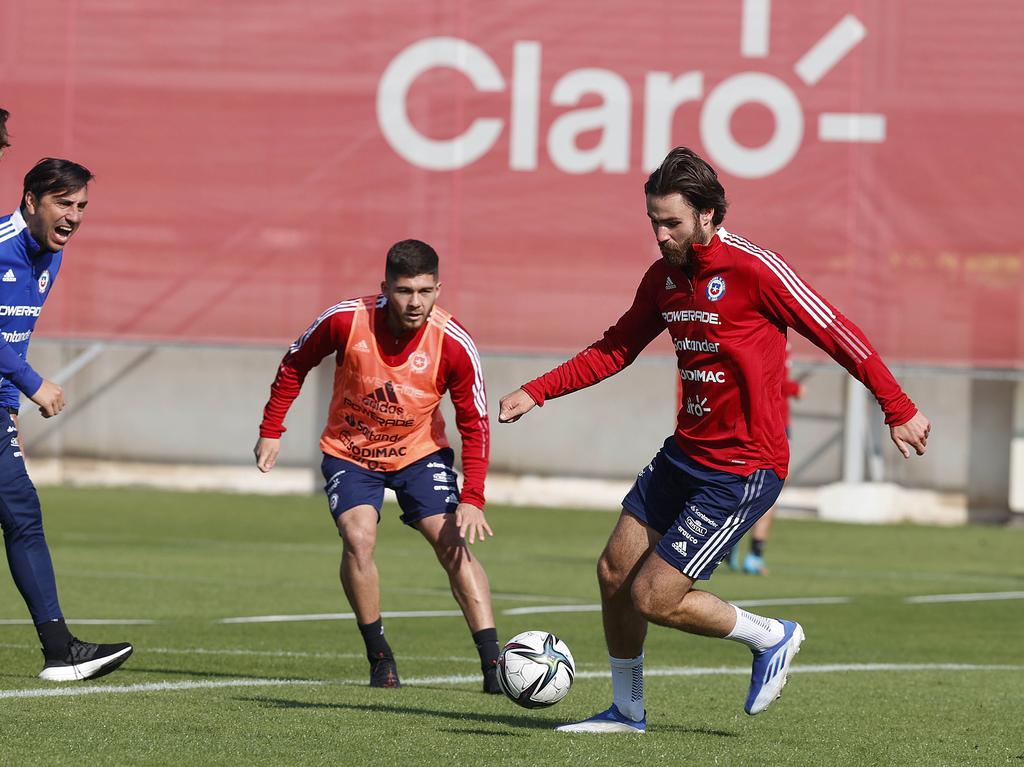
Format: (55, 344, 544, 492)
(0, 209, 62, 410)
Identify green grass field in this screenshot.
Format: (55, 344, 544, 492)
(0, 486, 1021, 766)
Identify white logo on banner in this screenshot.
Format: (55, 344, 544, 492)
(377, 9, 882, 178)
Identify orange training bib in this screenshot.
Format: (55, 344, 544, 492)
(321, 296, 450, 471)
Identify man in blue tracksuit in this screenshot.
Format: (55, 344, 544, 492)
(0, 144, 133, 680)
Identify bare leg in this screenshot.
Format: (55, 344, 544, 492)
(749, 504, 776, 543)
(598, 511, 660, 658)
(631, 554, 737, 637)
(335, 505, 382, 623)
(416, 513, 495, 631)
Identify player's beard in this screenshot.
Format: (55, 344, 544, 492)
(660, 217, 710, 268)
(660, 234, 704, 268)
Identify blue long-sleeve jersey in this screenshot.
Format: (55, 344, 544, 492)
(0, 209, 62, 411)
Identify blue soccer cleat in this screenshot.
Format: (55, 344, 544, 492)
(744, 619, 805, 715)
(742, 552, 769, 575)
(555, 704, 646, 734)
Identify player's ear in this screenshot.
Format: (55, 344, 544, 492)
(23, 192, 37, 215)
(380, 280, 388, 295)
(434, 281, 442, 299)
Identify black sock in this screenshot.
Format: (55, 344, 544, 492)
(751, 538, 765, 557)
(36, 618, 73, 658)
(357, 618, 393, 665)
(473, 627, 499, 674)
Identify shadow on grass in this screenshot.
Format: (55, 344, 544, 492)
(240, 697, 739, 737)
(240, 696, 556, 730)
(442, 728, 526, 737)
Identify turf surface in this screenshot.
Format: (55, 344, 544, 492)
(0, 487, 1021, 766)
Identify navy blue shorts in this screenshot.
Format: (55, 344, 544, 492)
(320, 448, 460, 527)
(623, 437, 783, 580)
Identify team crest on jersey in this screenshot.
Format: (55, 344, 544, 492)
(706, 276, 726, 302)
(410, 351, 430, 373)
(37, 270, 50, 294)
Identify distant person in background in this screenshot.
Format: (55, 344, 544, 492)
(0, 148, 133, 680)
(499, 146, 930, 733)
(728, 345, 803, 575)
(255, 239, 502, 693)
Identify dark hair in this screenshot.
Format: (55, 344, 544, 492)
(644, 147, 728, 227)
(22, 158, 94, 207)
(385, 239, 439, 281)
(0, 108, 9, 151)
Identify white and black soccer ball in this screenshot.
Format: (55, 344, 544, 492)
(496, 630, 575, 709)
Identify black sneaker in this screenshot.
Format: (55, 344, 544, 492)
(483, 662, 502, 694)
(369, 654, 401, 688)
(39, 638, 133, 682)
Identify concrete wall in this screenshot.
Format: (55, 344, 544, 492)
(18, 341, 1008, 508)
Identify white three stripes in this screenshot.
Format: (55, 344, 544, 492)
(290, 296, 384, 353)
(719, 229, 871, 364)
(684, 470, 765, 578)
(444, 319, 487, 419)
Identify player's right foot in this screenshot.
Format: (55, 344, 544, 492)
(369, 654, 401, 688)
(555, 704, 646, 734)
(38, 638, 133, 682)
(744, 619, 804, 715)
(482, 660, 502, 694)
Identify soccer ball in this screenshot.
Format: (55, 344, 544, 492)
(496, 630, 575, 708)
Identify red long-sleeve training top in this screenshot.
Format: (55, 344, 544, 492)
(522, 228, 917, 479)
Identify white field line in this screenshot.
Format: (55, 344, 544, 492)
(229, 596, 853, 621)
(0, 678, 318, 700)
(219, 610, 466, 624)
(3, 591, 1018, 629)
(505, 596, 851, 616)
(0, 642, 479, 663)
(4, 663, 1020, 700)
(411, 663, 1024, 686)
(904, 591, 1024, 604)
(0, 619, 155, 626)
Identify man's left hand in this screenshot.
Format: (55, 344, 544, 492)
(890, 410, 931, 458)
(454, 502, 493, 545)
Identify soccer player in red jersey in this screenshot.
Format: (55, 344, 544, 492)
(256, 240, 501, 693)
(499, 147, 930, 732)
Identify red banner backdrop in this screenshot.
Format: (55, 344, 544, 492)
(0, 1, 1021, 367)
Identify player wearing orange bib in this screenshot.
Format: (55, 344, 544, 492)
(255, 240, 500, 693)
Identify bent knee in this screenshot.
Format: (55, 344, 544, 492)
(629, 575, 663, 621)
(596, 553, 622, 595)
(338, 524, 377, 559)
(630, 568, 691, 624)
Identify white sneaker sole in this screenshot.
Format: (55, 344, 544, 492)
(748, 624, 805, 715)
(38, 646, 133, 682)
(555, 721, 645, 734)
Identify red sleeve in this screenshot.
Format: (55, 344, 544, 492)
(438, 319, 489, 509)
(755, 256, 917, 427)
(259, 309, 353, 438)
(522, 266, 665, 406)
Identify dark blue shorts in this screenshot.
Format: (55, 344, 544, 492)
(320, 448, 460, 527)
(623, 437, 784, 580)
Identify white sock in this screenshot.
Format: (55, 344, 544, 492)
(609, 653, 645, 721)
(725, 605, 785, 651)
